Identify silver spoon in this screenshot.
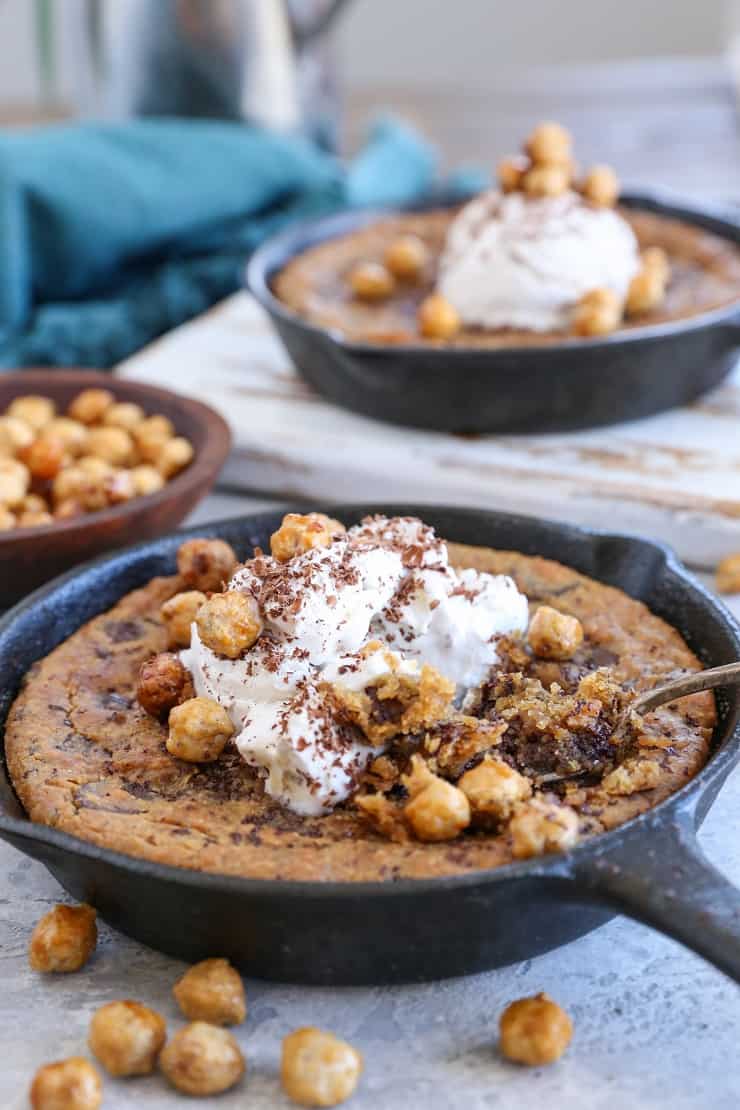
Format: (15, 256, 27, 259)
(621, 659, 740, 725)
(535, 660, 740, 786)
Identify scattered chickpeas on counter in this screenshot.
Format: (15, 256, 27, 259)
(499, 992, 573, 1065)
(28, 904, 98, 974)
(159, 1021, 246, 1096)
(0, 387, 194, 534)
(88, 1000, 166, 1077)
(173, 957, 247, 1026)
(281, 1027, 363, 1108)
(26, 897, 576, 1102)
(29, 1057, 103, 1110)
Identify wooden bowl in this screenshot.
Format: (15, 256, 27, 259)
(0, 369, 231, 607)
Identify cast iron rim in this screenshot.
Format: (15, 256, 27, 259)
(246, 189, 740, 356)
(1, 505, 739, 900)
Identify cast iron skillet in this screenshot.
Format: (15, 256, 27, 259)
(1, 504, 740, 986)
(246, 192, 740, 434)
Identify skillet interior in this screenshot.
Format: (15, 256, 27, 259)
(0, 505, 738, 983)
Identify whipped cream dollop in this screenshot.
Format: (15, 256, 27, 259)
(182, 516, 528, 815)
(438, 189, 640, 332)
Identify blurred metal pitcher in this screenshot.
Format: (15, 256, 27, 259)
(70, 0, 353, 149)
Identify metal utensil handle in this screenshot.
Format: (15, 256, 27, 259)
(572, 803, 740, 984)
(632, 660, 740, 717)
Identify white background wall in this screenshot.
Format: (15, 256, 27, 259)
(337, 0, 730, 88)
(0, 0, 733, 107)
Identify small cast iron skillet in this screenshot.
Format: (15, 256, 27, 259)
(1, 505, 740, 986)
(246, 192, 740, 434)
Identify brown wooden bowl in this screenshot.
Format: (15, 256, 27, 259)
(0, 369, 231, 607)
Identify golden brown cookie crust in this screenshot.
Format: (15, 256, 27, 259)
(5, 544, 715, 881)
(273, 208, 740, 346)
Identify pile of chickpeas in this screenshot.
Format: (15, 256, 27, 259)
(0, 387, 194, 532)
(346, 120, 671, 341)
(27, 900, 572, 1108)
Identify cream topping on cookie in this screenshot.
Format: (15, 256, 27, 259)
(182, 515, 528, 815)
(438, 189, 640, 332)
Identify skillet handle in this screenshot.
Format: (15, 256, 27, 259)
(570, 801, 740, 984)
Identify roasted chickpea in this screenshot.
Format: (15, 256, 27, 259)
(580, 164, 619, 207)
(173, 958, 247, 1026)
(68, 388, 114, 425)
(404, 777, 471, 842)
(498, 155, 528, 192)
(642, 245, 670, 282)
(270, 512, 345, 562)
(77, 455, 114, 480)
(384, 235, 428, 282)
(167, 697, 234, 763)
(159, 1021, 245, 1096)
(157, 436, 194, 478)
(7, 394, 55, 431)
(417, 293, 461, 340)
(717, 552, 740, 594)
(104, 469, 135, 505)
(525, 121, 572, 166)
(195, 590, 263, 659)
(0, 414, 34, 456)
(572, 287, 621, 337)
(102, 401, 145, 430)
(21, 493, 49, 513)
(0, 457, 30, 506)
(17, 509, 54, 529)
(625, 265, 667, 317)
(85, 426, 133, 467)
(88, 999, 166, 1077)
(29, 1057, 102, 1110)
(132, 415, 175, 462)
(281, 1027, 363, 1108)
(527, 605, 584, 660)
(0, 505, 16, 530)
(347, 260, 395, 301)
(137, 652, 190, 719)
(55, 499, 83, 521)
(509, 798, 580, 859)
(523, 164, 570, 198)
(161, 590, 206, 649)
(458, 757, 532, 821)
(22, 435, 66, 481)
(52, 466, 108, 512)
(499, 992, 572, 1065)
(29, 903, 97, 973)
(44, 417, 89, 457)
(177, 537, 238, 592)
(130, 463, 165, 497)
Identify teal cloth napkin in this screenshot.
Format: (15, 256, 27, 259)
(0, 117, 479, 368)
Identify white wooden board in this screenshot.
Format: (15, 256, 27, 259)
(117, 291, 740, 569)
